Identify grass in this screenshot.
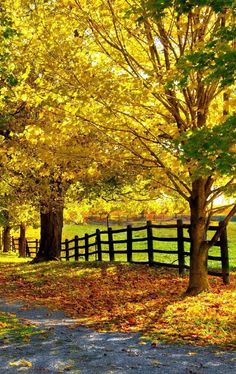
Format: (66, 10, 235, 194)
(10, 221, 236, 269)
(64, 221, 236, 269)
(0, 252, 29, 263)
(0, 311, 41, 343)
(0, 260, 235, 348)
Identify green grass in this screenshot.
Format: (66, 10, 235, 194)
(61, 222, 236, 270)
(0, 311, 41, 343)
(0, 252, 29, 263)
(9, 221, 236, 269)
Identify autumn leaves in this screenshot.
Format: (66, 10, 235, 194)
(0, 262, 235, 348)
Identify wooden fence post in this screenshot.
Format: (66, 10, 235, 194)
(108, 227, 114, 261)
(65, 239, 69, 261)
(26, 240, 30, 257)
(177, 219, 185, 275)
(11, 237, 15, 252)
(74, 235, 79, 261)
(96, 229, 102, 261)
(85, 234, 89, 261)
(19, 223, 27, 257)
(147, 221, 153, 265)
(219, 222, 229, 284)
(127, 224, 133, 263)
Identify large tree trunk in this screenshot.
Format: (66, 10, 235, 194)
(186, 177, 210, 295)
(0, 230, 2, 251)
(19, 222, 27, 257)
(2, 225, 11, 253)
(33, 204, 63, 262)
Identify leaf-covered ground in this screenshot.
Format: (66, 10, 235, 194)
(0, 261, 235, 349)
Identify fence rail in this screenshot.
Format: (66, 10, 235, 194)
(12, 237, 39, 257)
(12, 220, 230, 283)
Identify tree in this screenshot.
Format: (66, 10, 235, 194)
(2, 0, 235, 293)
(1, 0, 108, 261)
(1, 210, 11, 253)
(74, 0, 236, 294)
(0, 1, 34, 256)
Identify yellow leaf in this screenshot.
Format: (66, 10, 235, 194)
(9, 359, 32, 367)
(21, 94, 28, 102)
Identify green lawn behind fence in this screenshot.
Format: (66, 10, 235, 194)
(9, 221, 236, 270)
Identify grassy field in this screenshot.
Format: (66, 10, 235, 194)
(11, 221, 236, 270)
(65, 221, 236, 269)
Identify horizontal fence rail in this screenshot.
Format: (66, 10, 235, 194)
(12, 220, 230, 283)
(11, 237, 39, 258)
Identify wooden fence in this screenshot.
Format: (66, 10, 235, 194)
(12, 220, 230, 283)
(12, 237, 39, 258)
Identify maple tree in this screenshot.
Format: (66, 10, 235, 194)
(72, 0, 236, 294)
(0, 1, 33, 253)
(0, 0, 235, 295)
(3, 113, 106, 260)
(2, 0, 153, 260)
(0, 0, 108, 260)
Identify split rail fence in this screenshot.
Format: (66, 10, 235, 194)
(12, 220, 230, 283)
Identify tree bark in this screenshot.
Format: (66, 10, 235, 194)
(2, 225, 11, 253)
(19, 222, 27, 257)
(0, 230, 2, 251)
(33, 204, 63, 262)
(185, 177, 210, 295)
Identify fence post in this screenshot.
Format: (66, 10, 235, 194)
(11, 237, 15, 252)
(65, 239, 69, 261)
(147, 221, 153, 266)
(74, 235, 79, 261)
(219, 222, 229, 284)
(85, 234, 89, 261)
(26, 240, 30, 257)
(177, 219, 185, 275)
(127, 224, 133, 263)
(108, 227, 114, 262)
(96, 229, 102, 261)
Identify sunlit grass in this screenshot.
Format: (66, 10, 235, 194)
(10, 221, 236, 269)
(0, 252, 30, 263)
(0, 311, 41, 343)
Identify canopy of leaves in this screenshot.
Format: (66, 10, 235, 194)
(177, 115, 236, 177)
(0, 0, 235, 227)
(145, 0, 236, 16)
(175, 25, 236, 88)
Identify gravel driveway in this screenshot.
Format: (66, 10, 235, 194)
(0, 299, 235, 373)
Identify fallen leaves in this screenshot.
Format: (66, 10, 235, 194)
(156, 290, 236, 347)
(9, 359, 32, 368)
(0, 261, 235, 348)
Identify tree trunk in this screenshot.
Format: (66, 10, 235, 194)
(19, 222, 27, 257)
(185, 177, 210, 295)
(2, 225, 11, 253)
(33, 204, 63, 262)
(0, 230, 2, 251)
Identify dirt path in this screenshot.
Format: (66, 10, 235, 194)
(0, 299, 235, 373)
